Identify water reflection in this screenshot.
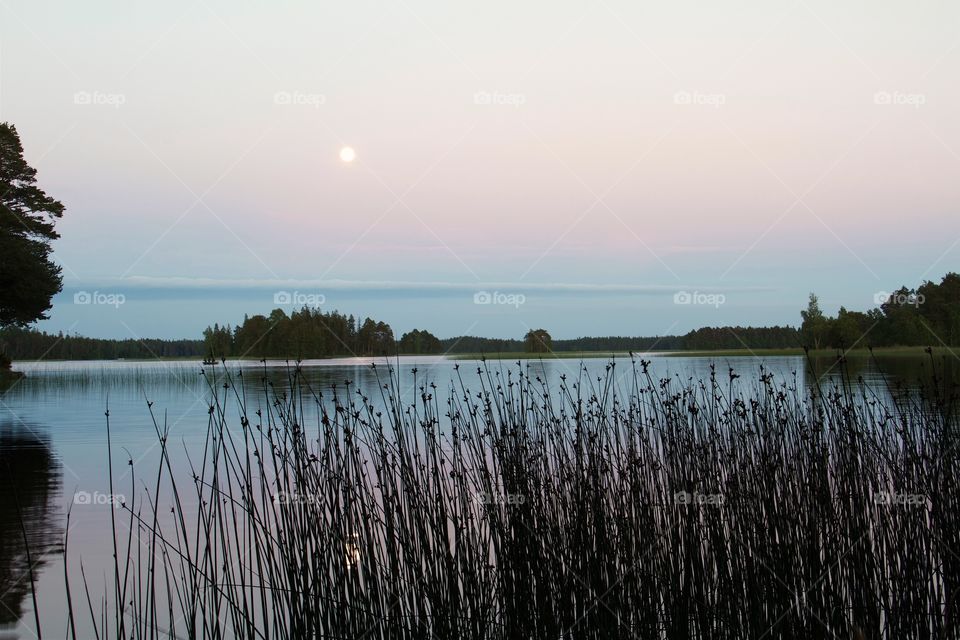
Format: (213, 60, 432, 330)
(0, 424, 62, 633)
(806, 352, 960, 394)
(6, 353, 956, 413)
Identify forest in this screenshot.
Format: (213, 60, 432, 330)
(800, 272, 960, 349)
(202, 308, 396, 358)
(0, 326, 203, 361)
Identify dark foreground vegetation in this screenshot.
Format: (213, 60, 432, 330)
(53, 354, 959, 639)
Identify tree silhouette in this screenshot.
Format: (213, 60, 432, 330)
(800, 293, 828, 349)
(0, 123, 64, 330)
(524, 329, 552, 353)
(398, 329, 442, 354)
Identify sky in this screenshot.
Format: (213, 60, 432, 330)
(1, 0, 958, 340)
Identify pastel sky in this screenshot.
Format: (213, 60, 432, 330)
(1, 0, 958, 340)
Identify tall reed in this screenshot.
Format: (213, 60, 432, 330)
(64, 354, 960, 639)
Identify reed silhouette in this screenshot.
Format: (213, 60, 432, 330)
(59, 353, 959, 639)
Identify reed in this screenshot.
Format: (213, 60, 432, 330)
(63, 353, 960, 639)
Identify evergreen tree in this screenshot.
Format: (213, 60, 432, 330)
(1, 123, 65, 333)
(398, 329, 442, 354)
(524, 329, 552, 353)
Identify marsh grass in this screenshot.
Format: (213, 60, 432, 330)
(61, 353, 959, 639)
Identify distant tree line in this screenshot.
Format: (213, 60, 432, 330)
(801, 272, 960, 348)
(4, 272, 956, 361)
(439, 336, 526, 353)
(439, 329, 798, 353)
(551, 335, 686, 352)
(438, 334, 686, 353)
(683, 326, 800, 351)
(0, 322, 798, 361)
(0, 326, 205, 360)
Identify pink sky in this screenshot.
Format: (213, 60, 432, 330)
(1, 0, 958, 337)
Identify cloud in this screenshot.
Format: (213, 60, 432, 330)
(61, 276, 775, 296)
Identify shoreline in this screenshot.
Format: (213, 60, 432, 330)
(4, 345, 950, 365)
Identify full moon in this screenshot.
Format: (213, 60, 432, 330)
(339, 147, 356, 163)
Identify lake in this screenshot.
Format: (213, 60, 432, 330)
(0, 352, 950, 637)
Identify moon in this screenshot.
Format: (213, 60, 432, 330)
(339, 147, 356, 163)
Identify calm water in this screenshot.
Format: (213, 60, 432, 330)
(0, 353, 946, 637)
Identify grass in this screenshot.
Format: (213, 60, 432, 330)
(52, 353, 960, 639)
